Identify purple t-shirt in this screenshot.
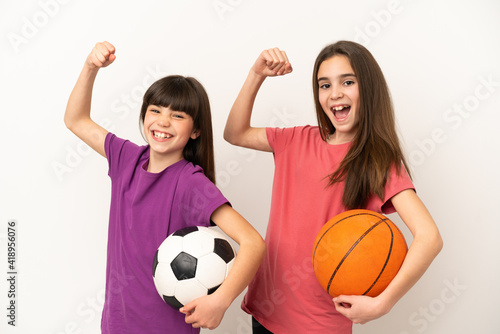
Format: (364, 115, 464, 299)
(101, 133, 229, 334)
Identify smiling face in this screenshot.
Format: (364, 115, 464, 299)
(143, 105, 199, 171)
(317, 55, 360, 145)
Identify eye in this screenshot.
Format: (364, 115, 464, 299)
(149, 108, 160, 114)
(319, 83, 331, 89)
(344, 80, 355, 86)
(172, 113, 185, 119)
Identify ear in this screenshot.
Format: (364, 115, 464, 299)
(191, 129, 200, 140)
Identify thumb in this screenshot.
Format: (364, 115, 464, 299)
(179, 300, 197, 315)
(333, 295, 353, 308)
(108, 53, 117, 64)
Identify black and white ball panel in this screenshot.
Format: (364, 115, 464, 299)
(152, 226, 236, 309)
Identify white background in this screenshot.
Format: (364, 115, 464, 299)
(1, 0, 499, 333)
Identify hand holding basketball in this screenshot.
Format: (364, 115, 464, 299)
(333, 294, 391, 324)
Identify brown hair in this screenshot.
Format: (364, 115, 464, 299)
(312, 41, 411, 209)
(139, 75, 216, 183)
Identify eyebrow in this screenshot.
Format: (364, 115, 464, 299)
(317, 73, 356, 82)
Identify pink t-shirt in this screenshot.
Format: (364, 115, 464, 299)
(242, 126, 414, 333)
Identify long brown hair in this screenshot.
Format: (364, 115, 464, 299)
(139, 75, 216, 183)
(312, 41, 411, 209)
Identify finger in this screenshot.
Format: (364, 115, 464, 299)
(278, 50, 293, 75)
(102, 42, 116, 65)
(88, 52, 105, 67)
(179, 302, 196, 315)
(281, 50, 290, 64)
(268, 48, 287, 72)
(183, 310, 196, 325)
(95, 42, 111, 56)
(108, 53, 116, 63)
(94, 52, 107, 66)
(261, 49, 278, 69)
(102, 41, 116, 55)
(333, 297, 352, 308)
(273, 48, 287, 64)
(263, 48, 279, 71)
(90, 48, 107, 66)
(184, 313, 203, 329)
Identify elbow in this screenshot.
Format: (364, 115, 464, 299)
(434, 233, 444, 256)
(250, 233, 266, 263)
(425, 229, 443, 258)
(254, 241, 266, 267)
(223, 129, 230, 143)
(224, 127, 249, 147)
(64, 115, 72, 131)
(413, 227, 443, 260)
(64, 113, 89, 134)
(223, 127, 236, 145)
(257, 238, 266, 261)
(64, 114, 75, 132)
(64, 108, 79, 132)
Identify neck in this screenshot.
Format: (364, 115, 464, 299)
(147, 152, 184, 173)
(326, 132, 354, 145)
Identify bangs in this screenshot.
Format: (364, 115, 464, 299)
(143, 76, 199, 118)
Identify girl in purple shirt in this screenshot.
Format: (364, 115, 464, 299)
(65, 41, 265, 333)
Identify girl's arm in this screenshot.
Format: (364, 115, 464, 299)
(333, 189, 443, 324)
(223, 48, 292, 152)
(180, 204, 266, 330)
(64, 41, 116, 157)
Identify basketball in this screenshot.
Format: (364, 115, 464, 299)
(312, 209, 407, 298)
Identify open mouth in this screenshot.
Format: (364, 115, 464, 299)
(152, 131, 173, 139)
(331, 105, 351, 121)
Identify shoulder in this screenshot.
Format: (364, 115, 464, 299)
(267, 125, 318, 138)
(177, 161, 215, 188)
(267, 125, 320, 152)
(105, 133, 149, 175)
(174, 161, 229, 211)
(379, 164, 415, 213)
(105, 133, 147, 156)
(178, 160, 204, 177)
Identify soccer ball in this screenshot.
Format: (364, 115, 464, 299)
(152, 226, 236, 309)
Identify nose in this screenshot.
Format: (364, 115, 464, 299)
(157, 114, 170, 127)
(330, 85, 343, 100)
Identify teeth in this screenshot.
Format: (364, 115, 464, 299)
(332, 105, 349, 111)
(154, 131, 171, 139)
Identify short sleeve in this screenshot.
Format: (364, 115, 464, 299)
(105, 132, 127, 178)
(105, 132, 143, 179)
(380, 164, 415, 214)
(266, 127, 297, 156)
(173, 165, 230, 228)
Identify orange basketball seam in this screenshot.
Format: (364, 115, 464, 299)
(325, 217, 388, 294)
(362, 220, 394, 296)
(312, 211, 383, 271)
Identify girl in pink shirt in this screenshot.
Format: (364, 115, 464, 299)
(224, 41, 443, 333)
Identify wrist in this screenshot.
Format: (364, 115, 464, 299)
(373, 291, 398, 316)
(210, 288, 234, 311)
(79, 64, 100, 82)
(244, 70, 267, 94)
(248, 68, 268, 83)
(82, 60, 100, 74)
